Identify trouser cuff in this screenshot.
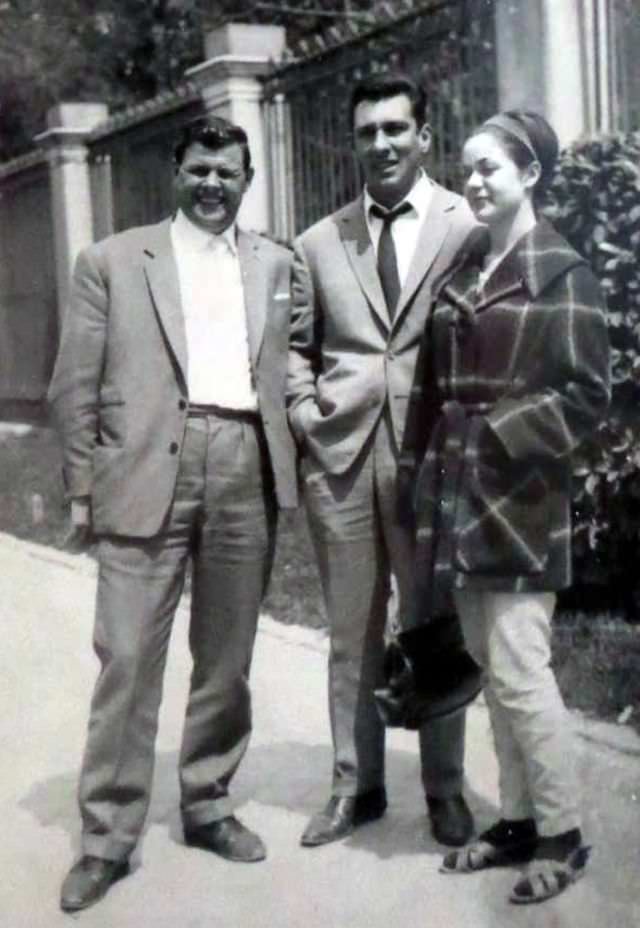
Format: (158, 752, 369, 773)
(82, 834, 133, 862)
(181, 796, 235, 829)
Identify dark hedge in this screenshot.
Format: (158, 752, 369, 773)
(545, 132, 640, 617)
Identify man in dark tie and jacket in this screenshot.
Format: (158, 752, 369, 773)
(287, 73, 477, 848)
(49, 115, 296, 912)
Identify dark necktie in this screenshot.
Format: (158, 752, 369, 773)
(371, 201, 413, 319)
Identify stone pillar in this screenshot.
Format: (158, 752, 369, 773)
(186, 24, 286, 233)
(495, 0, 546, 114)
(268, 92, 296, 242)
(494, 0, 589, 146)
(581, 0, 614, 134)
(35, 103, 108, 323)
(539, 0, 588, 144)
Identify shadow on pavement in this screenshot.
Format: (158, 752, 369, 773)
(20, 740, 498, 863)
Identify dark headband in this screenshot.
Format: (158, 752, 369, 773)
(482, 114, 538, 161)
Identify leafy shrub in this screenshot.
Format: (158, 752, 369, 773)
(553, 613, 640, 727)
(544, 132, 640, 615)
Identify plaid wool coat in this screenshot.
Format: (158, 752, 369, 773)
(401, 218, 611, 623)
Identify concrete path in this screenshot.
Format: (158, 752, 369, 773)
(1, 532, 638, 928)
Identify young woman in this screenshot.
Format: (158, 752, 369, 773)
(402, 111, 610, 904)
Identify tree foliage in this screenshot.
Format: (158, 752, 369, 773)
(545, 133, 640, 615)
(0, 0, 378, 159)
(0, 0, 204, 158)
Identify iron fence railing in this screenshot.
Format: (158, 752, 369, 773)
(263, 0, 497, 234)
(0, 158, 57, 402)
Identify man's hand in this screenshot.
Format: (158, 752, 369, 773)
(64, 497, 94, 552)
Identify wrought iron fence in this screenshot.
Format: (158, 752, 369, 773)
(0, 155, 57, 404)
(88, 87, 203, 236)
(263, 0, 496, 234)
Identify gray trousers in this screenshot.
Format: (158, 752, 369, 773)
(455, 590, 581, 836)
(79, 412, 276, 862)
(303, 411, 466, 799)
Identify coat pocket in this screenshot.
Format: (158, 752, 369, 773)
(454, 462, 550, 576)
(91, 444, 125, 493)
(98, 391, 126, 446)
(299, 449, 326, 488)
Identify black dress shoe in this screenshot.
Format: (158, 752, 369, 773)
(301, 788, 387, 847)
(60, 855, 129, 912)
(184, 815, 266, 862)
(427, 794, 474, 847)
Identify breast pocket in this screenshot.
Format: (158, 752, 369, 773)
(454, 461, 551, 577)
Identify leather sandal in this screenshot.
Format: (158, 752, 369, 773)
(509, 845, 591, 904)
(440, 818, 537, 874)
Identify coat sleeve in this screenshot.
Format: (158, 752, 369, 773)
(286, 237, 322, 444)
(399, 225, 489, 476)
(47, 246, 109, 499)
(485, 265, 611, 463)
(397, 312, 444, 525)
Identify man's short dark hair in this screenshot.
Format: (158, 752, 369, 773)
(349, 73, 428, 129)
(174, 115, 252, 174)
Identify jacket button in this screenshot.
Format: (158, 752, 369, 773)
(387, 350, 395, 360)
(178, 399, 186, 410)
(169, 442, 179, 454)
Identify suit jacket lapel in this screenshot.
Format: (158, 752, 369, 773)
(142, 219, 188, 389)
(338, 197, 389, 331)
(394, 185, 458, 325)
(237, 230, 265, 369)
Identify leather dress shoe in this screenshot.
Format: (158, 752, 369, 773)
(427, 794, 474, 847)
(60, 855, 129, 912)
(184, 815, 266, 862)
(301, 788, 387, 847)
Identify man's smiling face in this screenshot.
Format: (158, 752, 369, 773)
(174, 141, 253, 234)
(353, 93, 430, 208)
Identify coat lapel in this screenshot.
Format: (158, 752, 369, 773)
(237, 230, 266, 369)
(394, 185, 458, 325)
(338, 197, 389, 331)
(471, 219, 585, 313)
(441, 251, 525, 322)
(440, 264, 479, 317)
(142, 219, 188, 388)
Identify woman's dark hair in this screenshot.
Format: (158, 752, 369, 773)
(174, 115, 252, 174)
(478, 110, 559, 210)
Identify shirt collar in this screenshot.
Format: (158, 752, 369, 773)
(364, 169, 432, 223)
(172, 209, 238, 255)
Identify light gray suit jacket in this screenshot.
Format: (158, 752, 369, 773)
(49, 218, 297, 537)
(287, 185, 476, 474)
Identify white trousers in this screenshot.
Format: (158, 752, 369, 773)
(454, 590, 581, 836)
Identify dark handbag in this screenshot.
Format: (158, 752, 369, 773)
(374, 614, 483, 730)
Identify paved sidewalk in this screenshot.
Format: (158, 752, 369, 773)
(0, 532, 638, 928)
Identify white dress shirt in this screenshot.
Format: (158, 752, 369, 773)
(170, 210, 257, 410)
(364, 170, 433, 286)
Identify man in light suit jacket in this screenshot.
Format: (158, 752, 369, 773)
(49, 115, 296, 913)
(287, 74, 477, 848)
